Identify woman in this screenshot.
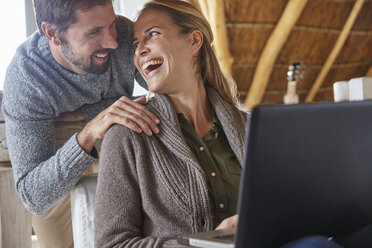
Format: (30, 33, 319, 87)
(94, 0, 247, 247)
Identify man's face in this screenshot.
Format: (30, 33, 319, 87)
(58, 2, 118, 74)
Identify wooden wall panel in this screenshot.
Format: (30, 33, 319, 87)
(334, 33, 372, 63)
(225, 0, 372, 30)
(264, 64, 369, 100)
(227, 26, 273, 64)
(297, 0, 355, 29)
(261, 88, 334, 104)
(313, 89, 334, 102)
(353, 0, 372, 30)
(0, 166, 32, 248)
(261, 93, 286, 105)
(266, 66, 320, 91)
(277, 29, 339, 65)
(231, 65, 255, 91)
(224, 0, 288, 23)
(224, 0, 371, 104)
(323, 63, 371, 86)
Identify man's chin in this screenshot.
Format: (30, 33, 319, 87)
(85, 61, 109, 74)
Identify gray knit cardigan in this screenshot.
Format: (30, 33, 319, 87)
(94, 87, 247, 248)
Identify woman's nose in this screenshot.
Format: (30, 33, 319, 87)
(135, 43, 150, 56)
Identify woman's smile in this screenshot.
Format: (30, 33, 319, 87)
(140, 58, 164, 78)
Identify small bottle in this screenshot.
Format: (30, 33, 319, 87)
(284, 62, 301, 104)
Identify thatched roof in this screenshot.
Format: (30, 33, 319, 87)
(192, 0, 372, 109)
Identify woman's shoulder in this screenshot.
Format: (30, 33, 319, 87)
(103, 94, 174, 146)
(104, 123, 138, 145)
(143, 94, 175, 119)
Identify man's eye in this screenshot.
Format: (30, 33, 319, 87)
(88, 30, 100, 36)
(133, 43, 138, 50)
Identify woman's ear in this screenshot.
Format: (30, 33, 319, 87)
(41, 22, 61, 46)
(189, 30, 203, 55)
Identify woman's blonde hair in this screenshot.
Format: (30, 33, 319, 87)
(139, 0, 240, 108)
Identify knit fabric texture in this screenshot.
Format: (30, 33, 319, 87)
(2, 16, 146, 215)
(94, 87, 247, 248)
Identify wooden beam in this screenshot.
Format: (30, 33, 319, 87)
(196, 0, 232, 77)
(366, 65, 372, 77)
(305, 0, 366, 102)
(208, 0, 232, 76)
(197, 0, 210, 21)
(244, 0, 308, 110)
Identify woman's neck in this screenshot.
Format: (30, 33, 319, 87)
(168, 82, 213, 138)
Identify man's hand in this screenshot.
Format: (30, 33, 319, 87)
(215, 215, 238, 230)
(77, 96, 160, 153)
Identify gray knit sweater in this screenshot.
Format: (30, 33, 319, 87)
(94, 87, 247, 248)
(2, 16, 146, 215)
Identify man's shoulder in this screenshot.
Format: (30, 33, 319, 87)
(6, 32, 51, 81)
(112, 15, 136, 61)
(116, 15, 134, 26)
(12, 32, 49, 63)
(2, 33, 57, 120)
(116, 15, 134, 41)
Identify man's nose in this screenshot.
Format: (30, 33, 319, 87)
(102, 30, 118, 50)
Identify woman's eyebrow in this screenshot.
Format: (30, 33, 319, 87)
(145, 26, 161, 33)
(133, 26, 162, 42)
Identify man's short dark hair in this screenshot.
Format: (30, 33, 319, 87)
(33, 0, 112, 38)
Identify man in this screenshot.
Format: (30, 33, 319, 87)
(2, 0, 159, 247)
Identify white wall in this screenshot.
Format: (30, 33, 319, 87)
(113, 0, 150, 20)
(0, 2, 26, 90)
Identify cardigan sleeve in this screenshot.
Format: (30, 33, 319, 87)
(94, 124, 189, 248)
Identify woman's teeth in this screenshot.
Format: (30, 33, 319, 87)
(142, 59, 163, 73)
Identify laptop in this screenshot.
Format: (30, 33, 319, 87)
(178, 100, 372, 248)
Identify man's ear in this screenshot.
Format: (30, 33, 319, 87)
(189, 30, 203, 55)
(41, 22, 61, 45)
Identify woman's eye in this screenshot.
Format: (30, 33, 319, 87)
(149, 31, 159, 37)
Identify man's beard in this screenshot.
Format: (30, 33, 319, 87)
(61, 42, 112, 74)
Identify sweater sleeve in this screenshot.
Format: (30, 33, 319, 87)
(94, 125, 189, 248)
(2, 73, 96, 215)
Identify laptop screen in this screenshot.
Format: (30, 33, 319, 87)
(236, 101, 372, 247)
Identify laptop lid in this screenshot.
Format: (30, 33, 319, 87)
(235, 100, 372, 247)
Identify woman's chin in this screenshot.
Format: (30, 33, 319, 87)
(148, 83, 166, 95)
(148, 86, 163, 95)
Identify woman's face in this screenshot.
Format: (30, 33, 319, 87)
(133, 9, 197, 95)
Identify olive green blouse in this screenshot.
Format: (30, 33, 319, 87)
(177, 113, 241, 228)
